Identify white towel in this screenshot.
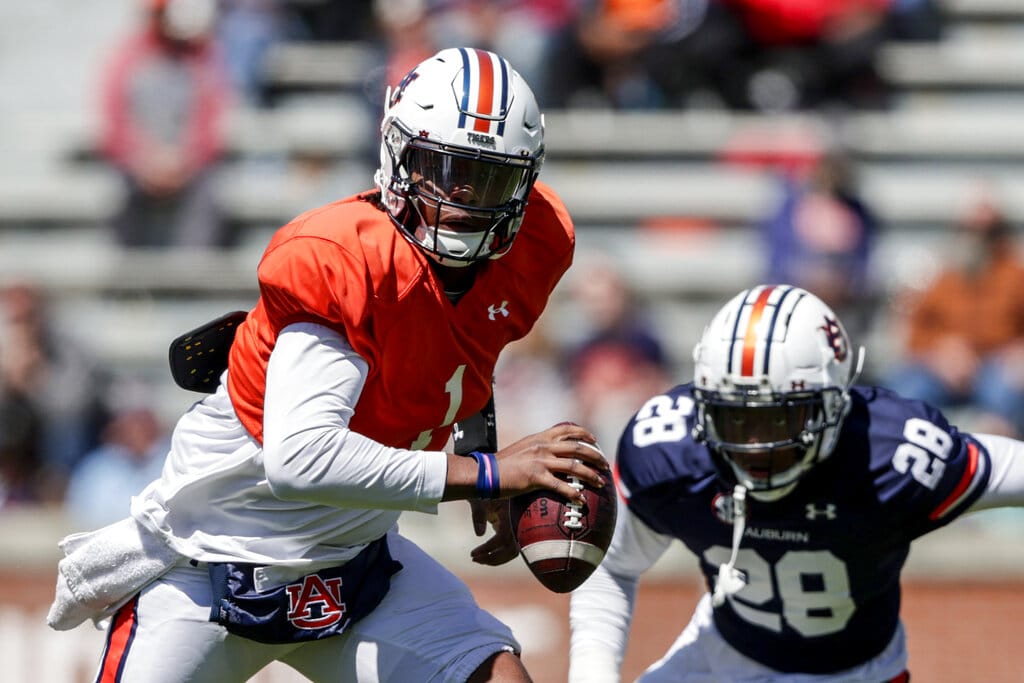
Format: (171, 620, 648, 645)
(46, 516, 184, 631)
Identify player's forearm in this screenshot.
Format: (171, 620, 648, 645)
(263, 322, 447, 512)
(568, 564, 638, 683)
(264, 424, 447, 511)
(566, 505, 669, 682)
(969, 433, 1024, 509)
(441, 452, 486, 501)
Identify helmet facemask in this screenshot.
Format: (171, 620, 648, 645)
(691, 284, 863, 502)
(694, 384, 847, 499)
(382, 122, 539, 267)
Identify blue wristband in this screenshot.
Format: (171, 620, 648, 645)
(467, 451, 500, 499)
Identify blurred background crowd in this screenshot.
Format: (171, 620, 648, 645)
(3, 1, 1024, 680)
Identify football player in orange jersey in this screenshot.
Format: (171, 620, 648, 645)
(48, 48, 607, 682)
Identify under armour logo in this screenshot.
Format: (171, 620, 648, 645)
(285, 575, 347, 629)
(452, 424, 465, 443)
(488, 301, 509, 320)
(805, 503, 838, 520)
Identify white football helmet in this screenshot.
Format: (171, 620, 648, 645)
(692, 284, 864, 500)
(374, 47, 545, 267)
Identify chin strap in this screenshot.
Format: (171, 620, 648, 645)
(712, 484, 748, 607)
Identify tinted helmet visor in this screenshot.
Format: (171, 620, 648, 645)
(405, 143, 534, 213)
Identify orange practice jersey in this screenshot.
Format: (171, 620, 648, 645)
(227, 181, 574, 451)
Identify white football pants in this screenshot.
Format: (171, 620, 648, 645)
(92, 533, 519, 682)
(637, 593, 908, 683)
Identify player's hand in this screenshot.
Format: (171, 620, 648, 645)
(494, 422, 608, 504)
(468, 499, 519, 566)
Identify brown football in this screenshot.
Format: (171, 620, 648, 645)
(509, 446, 617, 593)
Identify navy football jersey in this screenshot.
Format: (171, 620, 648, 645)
(615, 383, 991, 674)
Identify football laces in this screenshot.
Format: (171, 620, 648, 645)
(564, 476, 585, 529)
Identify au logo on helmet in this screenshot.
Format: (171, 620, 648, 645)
(388, 70, 419, 108)
(820, 316, 848, 361)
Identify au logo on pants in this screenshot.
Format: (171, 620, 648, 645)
(285, 575, 347, 629)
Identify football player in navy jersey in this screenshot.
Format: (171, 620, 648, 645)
(568, 283, 1024, 682)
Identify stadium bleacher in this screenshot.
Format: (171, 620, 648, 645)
(2, 0, 1024, 412)
(3, 5, 1024, 682)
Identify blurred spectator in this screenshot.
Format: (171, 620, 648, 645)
(759, 147, 879, 344)
(545, 0, 720, 109)
(367, 0, 940, 112)
(714, 0, 893, 112)
(493, 320, 575, 447)
(370, 0, 577, 111)
(372, 0, 439, 107)
(216, 0, 299, 107)
(64, 406, 169, 530)
(887, 194, 1024, 437)
(0, 284, 110, 503)
(418, 0, 578, 109)
(287, 0, 378, 42)
(885, 0, 945, 42)
(563, 260, 672, 450)
(0, 383, 44, 509)
(100, 0, 232, 248)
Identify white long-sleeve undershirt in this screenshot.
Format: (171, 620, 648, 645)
(568, 501, 673, 683)
(968, 432, 1024, 510)
(262, 321, 449, 510)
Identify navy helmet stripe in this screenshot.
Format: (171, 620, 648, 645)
(726, 288, 755, 375)
(760, 285, 797, 375)
(457, 48, 472, 128)
(496, 56, 509, 135)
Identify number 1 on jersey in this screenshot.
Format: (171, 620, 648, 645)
(411, 365, 466, 449)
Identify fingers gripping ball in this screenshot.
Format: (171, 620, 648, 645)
(509, 442, 617, 593)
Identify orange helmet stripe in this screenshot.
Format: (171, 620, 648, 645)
(473, 49, 495, 132)
(741, 286, 775, 376)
